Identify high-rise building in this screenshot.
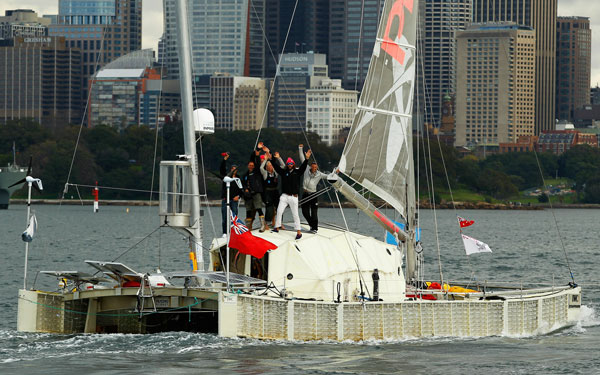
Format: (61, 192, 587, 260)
(591, 87, 600, 105)
(163, 0, 264, 79)
(233, 83, 268, 131)
(304, 0, 329, 56)
(157, 34, 165, 66)
(0, 37, 82, 128)
(473, 0, 557, 135)
(210, 74, 267, 130)
(306, 78, 357, 146)
(89, 50, 178, 128)
(0, 9, 49, 40)
(264, 0, 307, 79)
(455, 24, 536, 147)
(416, 0, 471, 127)
(329, 0, 383, 91)
(49, 0, 142, 112)
(273, 52, 328, 132)
(556, 17, 591, 122)
(263, 0, 330, 79)
(193, 75, 212, 110)
(248, 0, 266, 78)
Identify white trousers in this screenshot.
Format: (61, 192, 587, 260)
(275, 193, 300, 231)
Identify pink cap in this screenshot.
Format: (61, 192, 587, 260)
(286, 157, 295, 165)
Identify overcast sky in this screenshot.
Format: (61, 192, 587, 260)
(1, 0, 599, 85)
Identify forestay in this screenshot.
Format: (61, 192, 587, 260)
(338, 0, 417, 220)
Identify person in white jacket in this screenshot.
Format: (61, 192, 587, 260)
(298, 145, 329, 233)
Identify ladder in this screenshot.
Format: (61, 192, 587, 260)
(136, 274, 157, 318)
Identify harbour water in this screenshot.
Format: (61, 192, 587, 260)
(1, 205, 599, 374)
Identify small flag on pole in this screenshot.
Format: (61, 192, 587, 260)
(22, 214, 37, 242)
(457, 216, 474, 228)
(461, 234, 492, 255)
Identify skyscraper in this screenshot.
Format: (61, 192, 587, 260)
(263, 0, 307, 79)
(328, 0, 383, 91)
(163, 0, 265, 79)
(304, 0, 330, 56)
(473, 0, 557, 134)
(417, 0, 471, 127)
(455, 24, 536, 146)
(556, 17, 591, 122)
(306, 78, 357, 146)
(0, 37, 82, 128)
(210, 74, 267, 130)
(273, 52, 327, 132)
(48, 0, 142, 112)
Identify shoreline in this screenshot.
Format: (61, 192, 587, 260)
(9, 199, 600, 210)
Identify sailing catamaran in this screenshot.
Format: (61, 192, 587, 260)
(16, 0, 581, 339)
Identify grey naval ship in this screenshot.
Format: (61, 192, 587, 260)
(0, 163, 26, 209)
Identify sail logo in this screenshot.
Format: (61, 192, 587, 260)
(381, 0, 414, 65)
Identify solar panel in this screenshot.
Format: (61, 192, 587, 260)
(40, 270, 110, 284)
(167, 271, 266, 286)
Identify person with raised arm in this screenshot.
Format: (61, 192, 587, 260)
(242, 142, 267, 231)
(271, 146, 311, 240)
(260, 145, 283, 229)
(298, 144, 329, 233)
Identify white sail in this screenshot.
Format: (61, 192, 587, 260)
(339, 0, 417, 220)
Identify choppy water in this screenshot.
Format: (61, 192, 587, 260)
(1, 205, 599, 374)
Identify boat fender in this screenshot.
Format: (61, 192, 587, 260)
(336, 282, 341, 303)
(372, 269, 380, 301)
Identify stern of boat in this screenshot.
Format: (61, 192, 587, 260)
(566, 286, 582, 322)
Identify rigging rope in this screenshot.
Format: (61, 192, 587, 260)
(253, 0, 300, 148)
(532, 150, 576, 284)
(61, 25, 111, 203)
(148, 34, 167, 215)
(416, 24, 445, 288)
(334, 190, 371, 300)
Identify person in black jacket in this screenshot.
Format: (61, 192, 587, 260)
(242, 143, 267, 231)
(271, 146, 311, 240)
(220, 153, 241, 236)
(260, 146, 283, 228)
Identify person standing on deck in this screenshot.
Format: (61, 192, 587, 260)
(220, 153, 241, 236)
(242, 142, 267, 232)
(298, 144, 329, 233)
(260, 145, 283, 229)
(271, 146, 311, 240)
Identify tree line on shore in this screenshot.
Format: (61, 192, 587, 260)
(2, 119, 600, 203)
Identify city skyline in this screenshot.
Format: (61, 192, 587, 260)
(1, 0, 600, 87)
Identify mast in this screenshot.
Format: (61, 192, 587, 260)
(175, 0, 203, 271)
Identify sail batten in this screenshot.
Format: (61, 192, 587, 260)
(376, 38, 416, 51)
(339, 0, 417, 220)
(357, 105, 412, 119)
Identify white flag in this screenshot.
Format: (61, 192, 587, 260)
(461, 234, 492, 255)
(22, 214, 37, 242)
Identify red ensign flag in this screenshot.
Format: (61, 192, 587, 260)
(228, 213, 277, 259)
(457, 216, 475, 228)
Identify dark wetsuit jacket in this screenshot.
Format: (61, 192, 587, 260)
(220, 159, 241, 200)
(272, 158, 309, 196)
